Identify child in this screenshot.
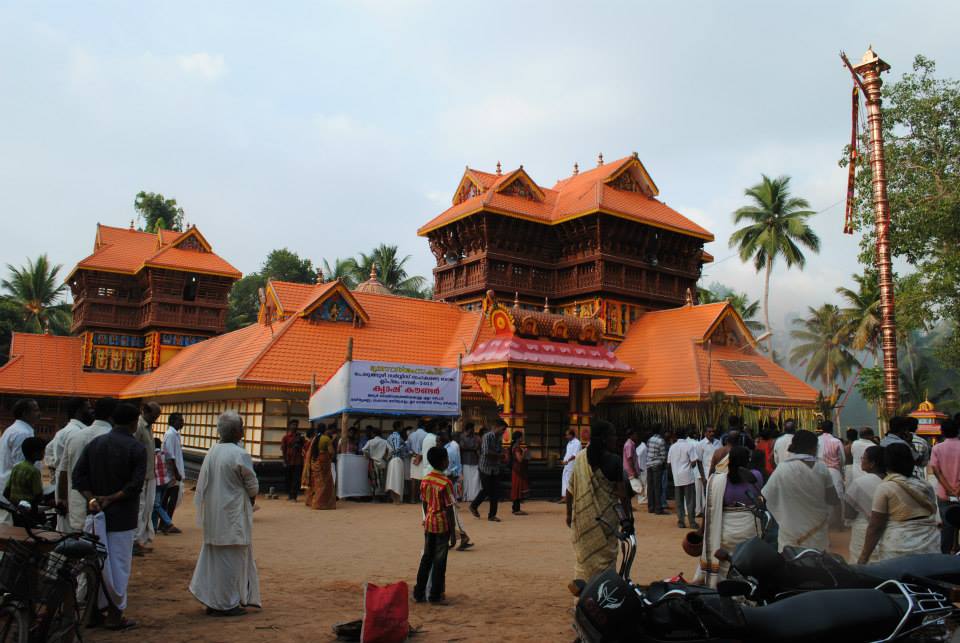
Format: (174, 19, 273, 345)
(4, 437, 46, 526)
(414, 446, 456, 605)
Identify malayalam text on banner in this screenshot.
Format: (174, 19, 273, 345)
(347, 360, 460, 416)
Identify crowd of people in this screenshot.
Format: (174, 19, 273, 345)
(567, 412, 960, 589)
(3, 393, 960, 623)
(0, 397, 260, 629)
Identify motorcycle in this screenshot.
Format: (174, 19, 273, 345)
(570, 513, 956, 643)
(720, 490, 960, 605)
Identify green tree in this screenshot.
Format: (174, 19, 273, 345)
(1, 255, 71, 334)
(261, 248, 316, 283)
(729, 175, 820, 352)
(351, 244, 428, 298)
(135, 191, 185, 232)
(836, 271, 881, 355)
(226, 274, 266, 331)
(789, 303, 859, 397)
(697, 282, 763, 331)
(225, 248, 317, 331)
(899, 363, 953, 412)
(0, 298, 24, 363)
(321, 258, 358, 288)
(841, 55, 960, 367)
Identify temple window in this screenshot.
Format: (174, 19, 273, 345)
(183, 274, 199, 301)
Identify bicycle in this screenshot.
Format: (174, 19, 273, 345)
(0, 499, 106, 643)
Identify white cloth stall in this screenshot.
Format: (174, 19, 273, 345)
(309, 359, 462, 499)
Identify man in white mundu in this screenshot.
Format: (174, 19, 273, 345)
(762, 430, 839, 552)
(560, 429, 582, 500)
(190, 411, 261, 616)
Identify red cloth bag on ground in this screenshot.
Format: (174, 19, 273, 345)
(361, 581, 409, 643)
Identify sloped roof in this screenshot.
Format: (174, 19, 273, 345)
(418, 155, 713, 241)
(69, 224, 241, 279)
(612, 303, 817, 406)
(0, 333, 135, 397)
(120, 287, 485, 398)
(268, 281, 321, 316)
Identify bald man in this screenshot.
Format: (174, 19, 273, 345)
(134, 402, 162, 554)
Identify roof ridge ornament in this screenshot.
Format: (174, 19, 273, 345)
(685, 288, 694, 306)
(513, 292, 520, 309)
(543, 297, 550, 313)
(496, 161, 502, 176)
(597, 153, 604, 167)
(573, 162, 579, 176)
(130, 219, 135, 230)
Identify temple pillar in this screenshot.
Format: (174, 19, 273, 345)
(568, 375, 593, 443)
(499, 368, 526, 443)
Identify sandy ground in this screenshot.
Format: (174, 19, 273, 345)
(88, 493, 851, 643)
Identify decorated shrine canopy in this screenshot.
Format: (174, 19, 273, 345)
(309, 359, 462, 420)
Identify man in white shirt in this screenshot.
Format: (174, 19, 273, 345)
(560, 429, 581, 500)
(133, 402, 161, 554)
(0, 398, 40, 491)
(849, 428, 876, 484)
(667, 427, 700, 529)
(695, 426, 721, 515)
(59, 397, 118, 532)
(361, 426, 394, 498)
(159, 413, 185, 533)
(45, 398, 93, 531)
(634, 437, 648, 505)
(0, 398, 41, 525)
(190, 411, 260, 616)
(773, 419, 797, 467)
(406, 421, 428, 502)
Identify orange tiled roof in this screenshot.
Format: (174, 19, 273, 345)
(268, 281, 330, 316)
(612, 303, 817, 406)
(120, 286, 485, 398)
(418, 156, 714, 241)
(70, 224, 240, 279)
(0, 333, 135, 397)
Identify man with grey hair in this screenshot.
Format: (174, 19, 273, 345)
(190, 411, 261, 616)
(134, 401, 161, 555)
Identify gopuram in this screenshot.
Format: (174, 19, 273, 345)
(0, 154, 817, 479)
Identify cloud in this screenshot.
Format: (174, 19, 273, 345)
(175, 52, 226, 80)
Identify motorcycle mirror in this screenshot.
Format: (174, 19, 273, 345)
(717, 579, 752, 598)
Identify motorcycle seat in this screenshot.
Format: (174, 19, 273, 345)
(854, 554, 960, 584)
(740, 588, 904, 643)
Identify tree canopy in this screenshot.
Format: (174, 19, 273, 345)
(729, 174, 820, 351)
(697, 282, 763, 331)
(841, 55, 960, 367)
(135, 191, 185, 232)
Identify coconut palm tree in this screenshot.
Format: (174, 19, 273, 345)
(899, 363, 953, 413)
(729, 175, 820, 352)
(697, 283, 763, 332)
(351, 244, 427, 298)
(836, 271, 881, 355)
(321, 258, 359, 288)
(789, 304, 860, 398)
(1, 255, 71, 333)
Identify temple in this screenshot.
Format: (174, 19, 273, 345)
(0, 153, 817, 472)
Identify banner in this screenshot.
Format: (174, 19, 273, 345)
(309, 360, 461, 419)
(347, 361, 460, 416)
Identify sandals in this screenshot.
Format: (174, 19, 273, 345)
(104, 618, 138, 631)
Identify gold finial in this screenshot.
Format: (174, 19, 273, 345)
(597, 153, 604, 167)
(543, 297, 550, 313)
(685, 288, 694, 306)
(632, 151, 639, 159)
(129, 219, 135, 230)
(316, 264, 325, 284)
(573, 162, 579, 175)
(513, 292, 520, 309)
(370, 263, 378, 280)
(496, 161, 502, 176)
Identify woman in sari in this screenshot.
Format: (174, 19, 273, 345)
(858, 442, 939, 563)
(694, 447, 764, 588)
(510, 432, 530, 516)
(566, 420, 632, 581)
(302, 425, 336, 510)
(844, 445, 885, 563)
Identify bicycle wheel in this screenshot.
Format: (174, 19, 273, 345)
(44, 586, 78, 643)
(74, 564, 101, 628)
(0, 604, 29, 643)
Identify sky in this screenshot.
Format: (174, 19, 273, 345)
(2, 0, 959, 355)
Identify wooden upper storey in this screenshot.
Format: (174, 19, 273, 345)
(67, 224, 241, 336)
(420, 155, 714, 309)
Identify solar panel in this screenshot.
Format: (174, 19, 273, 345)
(733, 378, 786, 397)
(718, 359, 766, 377)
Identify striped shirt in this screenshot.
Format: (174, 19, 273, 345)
(479, 430, 503, 475)
(646, 434, 667, 467)
(421, 471, 454, 534)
